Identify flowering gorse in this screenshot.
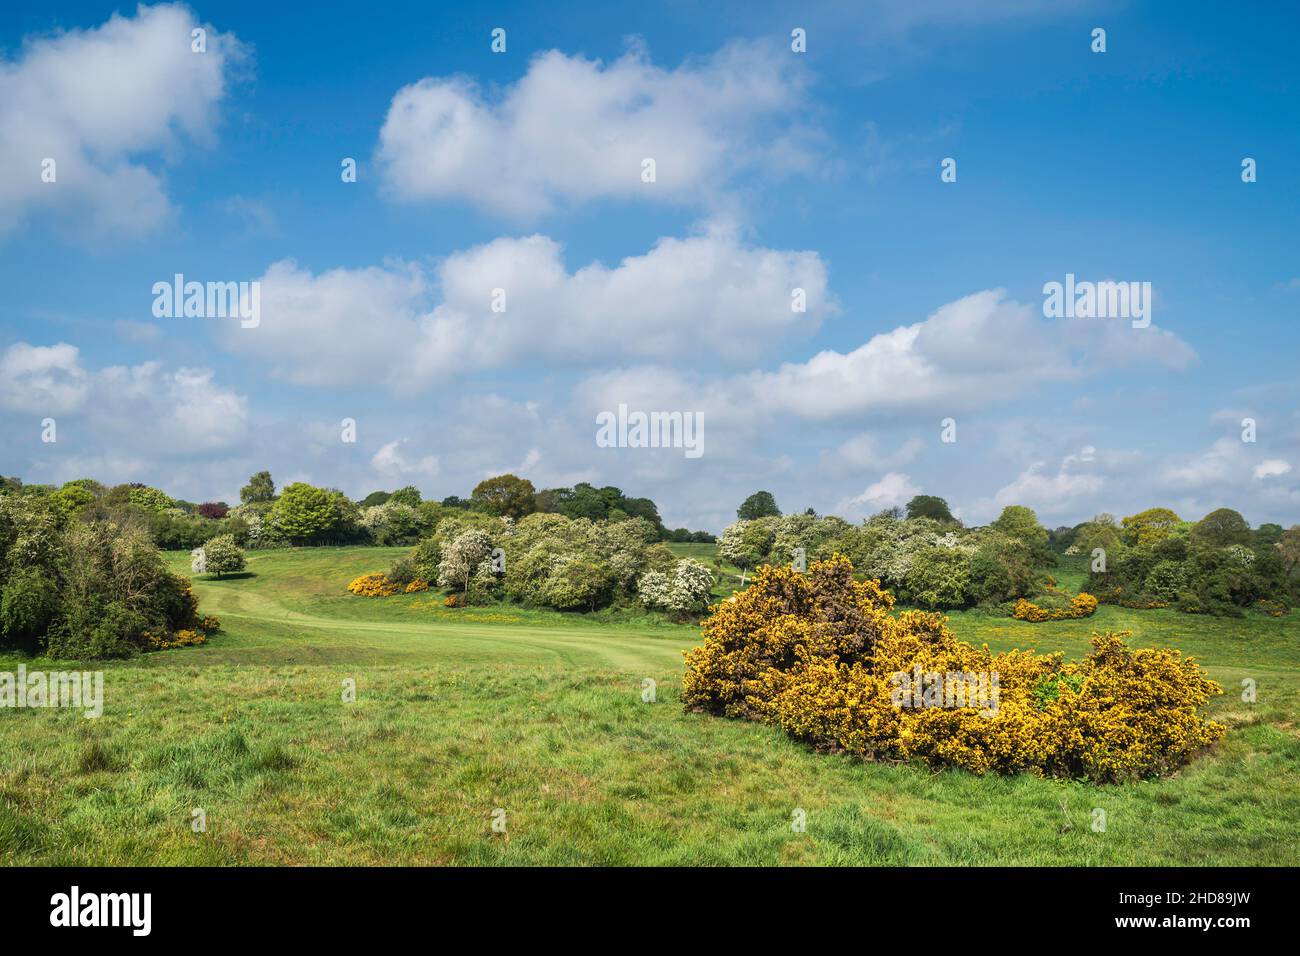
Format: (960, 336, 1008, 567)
(684, 556, 1223, 782)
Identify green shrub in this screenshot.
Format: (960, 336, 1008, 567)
(540, 560, 611, 611)
(904, 547, 971, 609)
(49, 600, 147, 659)
(0, 496, 209, 659)
(386, 555, 420, 587)
(968, 549, 1015, 604)
(0, 566, 59, 644)
(1145, 560, 1187, 600)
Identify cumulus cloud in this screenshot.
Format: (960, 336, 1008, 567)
(0, 3, 247, 239)
(376, 42, 813, 218)
(371, 439, 441, 481)
(1255, 459, 1293, 480)
(0, 342, 248, 459)
(835, 472, 921, 519)
(741, 290, 1195, 422)
(1162, 437, 1243, 491)
(578, 289, 1198, 428)
(989, 451, 1106, 516)
(1095, 437, 1300, 523)
(0, 342, 89, 413)
(99, 363, 248, 452)
(218, 223, 831, 391)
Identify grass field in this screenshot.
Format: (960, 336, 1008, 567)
(2, 546, 1298, 865)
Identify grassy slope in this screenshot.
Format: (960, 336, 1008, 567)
(1, 546, 1297, 866)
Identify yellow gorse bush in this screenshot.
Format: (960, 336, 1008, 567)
(683, 556, 1224, 782)
(143, 628, 208, 650)
(1012, 592, 1099, 622)
(347, 573, 398, 597)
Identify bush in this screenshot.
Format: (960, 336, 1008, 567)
(638, 558, 715, 614)
(437, 529, 493, 594)
(126, 485, 174, 512)
(905, 547, 971, 609)
(636, 570, 671, 608)
(360, 501, 423, 546)
(49, 601, 148, 659)
(0, 566, 59, 645)
(1145, 560, 1187, 600)
(1013, 592, 1098, 622)
(682, 555, 894, 719)
(409, 537, 442, 582)
(145, 628, 208, 650)
(272, 482, 351, 544)
(967, 550, 1016, 604)
(347, 573, 397, 597)
(202, 534, 245, 577)
(386, 556, 420, 587)
(683, 556, 1225, 782)
(540, 559, 611, 611)
(2, 517, 209, 659)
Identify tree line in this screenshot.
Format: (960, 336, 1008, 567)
(723, 490, 1299, 617)
(0, 472, 715, 553)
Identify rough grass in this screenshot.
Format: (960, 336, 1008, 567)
(0, 546, 1296, 865)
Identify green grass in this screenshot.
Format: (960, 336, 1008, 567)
(1, 545, 1297, 865)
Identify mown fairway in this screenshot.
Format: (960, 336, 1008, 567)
(2, 546, 1298, 865)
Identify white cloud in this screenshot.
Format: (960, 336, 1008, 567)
(501, 448, 542, 478)
(372, 439, 441, 481)
(0, 342, 89, 413)
(1162, 437, 1242, 490)
(0, 4, 247, 238)
(0, 342, 247, 456)
(835, 472, 921, 518)
(745, 290, 1195, 421)
(376, 42, 812, 218)
(989, 454, 1105, 516)
(219, 223, 830, 390)
(219, 258, 428, 389)
(580, 289, 1198, 426)
(106, 364, 249, 452)
(1254, 459, 1292, 480)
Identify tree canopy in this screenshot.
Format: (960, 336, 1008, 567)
(905, 495, 955, 524)
(240, 471, 276, 504)
(470, 474, 537, 519)
(737, 491, 780, 520)
(1191, 508, 1252, 549)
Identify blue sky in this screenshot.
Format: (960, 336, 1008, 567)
(1, 0, 1297, 532)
